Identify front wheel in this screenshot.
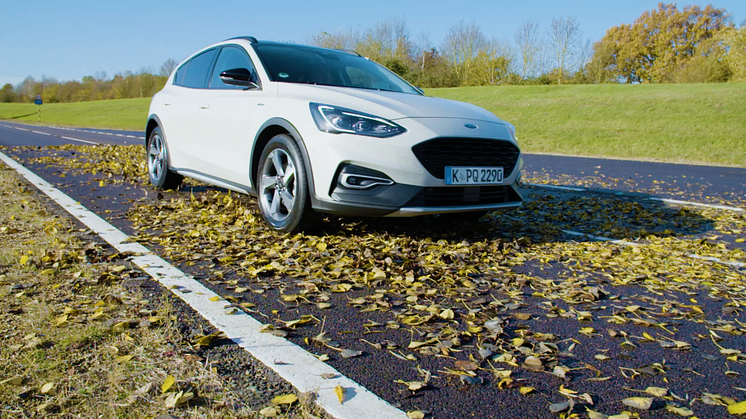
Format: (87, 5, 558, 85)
(257, 134, 313, 233)
(147, 127, 183, 190)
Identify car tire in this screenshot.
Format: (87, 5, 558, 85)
(257, 134, 313, 233)
(147, 127, 183, 190)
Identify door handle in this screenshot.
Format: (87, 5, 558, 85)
(163, 101, 172, 106)
(200, 104, 210, 109)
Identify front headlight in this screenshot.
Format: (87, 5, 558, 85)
(310, 103, 406, 138)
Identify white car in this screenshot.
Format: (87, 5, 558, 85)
(146, 37, 523, 232)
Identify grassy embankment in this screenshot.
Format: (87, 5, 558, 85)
(1, 83, 744, 166)
(0, 97, 150, 131)
(430, 82, 746, 167)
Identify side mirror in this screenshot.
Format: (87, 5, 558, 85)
(220, 68, 259, 89)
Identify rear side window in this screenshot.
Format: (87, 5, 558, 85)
(180, 49, 217, 88)
(209, 46, 258, 89)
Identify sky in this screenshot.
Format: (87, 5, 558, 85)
(2, 0, 745, 87)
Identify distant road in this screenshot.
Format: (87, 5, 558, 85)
(0, 121, 141, 146)
(523, 153, 746, 206)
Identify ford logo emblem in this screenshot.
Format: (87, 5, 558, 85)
(464, 124, 478, 129)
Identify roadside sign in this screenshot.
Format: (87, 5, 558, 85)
(34, 95, 42, 105)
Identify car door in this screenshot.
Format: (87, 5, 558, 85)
(166, 48, 218, 171)
(195, 45, 263, 187)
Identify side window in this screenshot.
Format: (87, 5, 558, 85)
(173, 62, 189, 86)
(209, 46, 258, 89)
(181, 49, 217, 89)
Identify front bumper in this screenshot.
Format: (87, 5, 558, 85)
(304, 117, 523, 217)
(312, 166, 523, 217)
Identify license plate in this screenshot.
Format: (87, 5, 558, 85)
(445, 167, 504, 185)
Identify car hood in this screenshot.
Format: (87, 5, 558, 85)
(276, 83, 505, 124)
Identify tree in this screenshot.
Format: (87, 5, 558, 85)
(547, 16, 582, 84)
(17, 76, 37, 102)
(160, 59, 179, 78)
(721, 26, 746, 81)
(361, 16, 413, 63)
(584, 39, 616, 83)
(309, 27, 363, 51)
(514, 20, 541, 80)
(469, 39, 514, 85)
(0, 84, 15, 103)
(441, 20, 487, 84)
(309, 17, 415, 75)
(592, 3, 733, 83)
(407, 48, 459, 88)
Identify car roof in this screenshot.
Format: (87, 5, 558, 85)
(221, 37, 361, 57)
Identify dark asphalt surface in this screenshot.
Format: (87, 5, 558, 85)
(522, 153, 746, 207)
(0, 121, 142, 147)
(1, 123, 745, 419)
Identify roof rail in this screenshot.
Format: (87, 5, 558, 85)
(225, 36, 258, 43)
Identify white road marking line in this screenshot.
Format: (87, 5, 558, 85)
(0, 151, 408, 419)
(125, 135, 137, 138)
(561, 229, 745, 268)
(61, 136, 100, 146)
(561, 229, 640, 246)
(527, 183, 744, 212)
(14, 127, 29, 131)
(115, 134, 125, 137)
(685, 254, 746, 268)
(32, 130, 51, 136)
(645, 197, 744, 212)
(525, 183, 586, 192)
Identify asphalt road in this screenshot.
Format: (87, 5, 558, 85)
(0, 121, 142, 146)
(522, 153, 746, 207)
(1, 122, 745, 419)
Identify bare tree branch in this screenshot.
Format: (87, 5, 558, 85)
(514, 20, 540, 79)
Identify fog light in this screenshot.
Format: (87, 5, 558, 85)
(340, 173, 394, 190)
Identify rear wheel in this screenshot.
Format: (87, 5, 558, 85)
(147, 127, 182, 190)
(257, 134, 313, 233)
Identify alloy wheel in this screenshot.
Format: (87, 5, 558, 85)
(259, 148, 297, 223)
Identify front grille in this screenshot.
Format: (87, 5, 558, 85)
(405, 185, 520, 207)
(412, 138, 520, 179)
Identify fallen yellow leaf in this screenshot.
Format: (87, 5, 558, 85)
(271, 394, 298, 405)
(161, 375, 175, 393)
(335, 384, 346, 403)
(729, 401, 746, 415)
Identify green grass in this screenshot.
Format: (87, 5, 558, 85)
(0, 98, 150, 130)
(427, 83, 746, 167)
(1, 83, 744, 166)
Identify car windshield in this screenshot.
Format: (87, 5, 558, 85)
(253, 43, 421, 95)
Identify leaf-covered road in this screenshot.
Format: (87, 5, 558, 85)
(4, 144, 746, 419)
